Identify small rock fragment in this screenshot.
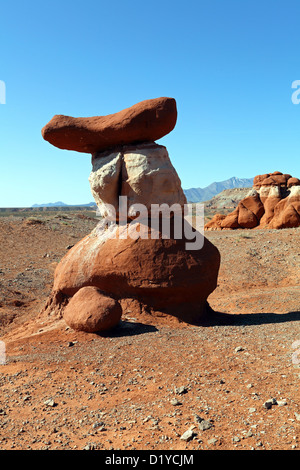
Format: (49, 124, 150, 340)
(170, 398, 182, 406)
(277, 399, 287, 406)
(44, 399, 56, 407)
(180, 429, 197, 442)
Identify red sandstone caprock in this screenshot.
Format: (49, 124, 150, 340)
(41, 97, 177, 154)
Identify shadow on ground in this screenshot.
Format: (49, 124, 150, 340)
(96, 320, 158, 338)
(202, 310, 300, 327)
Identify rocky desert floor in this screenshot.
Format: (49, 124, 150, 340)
(0, 211, 299, 452)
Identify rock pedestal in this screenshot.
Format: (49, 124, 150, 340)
(41, 97, 221, 331)
(89, 142, 187, 221)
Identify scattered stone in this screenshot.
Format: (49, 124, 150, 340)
(263, 399, 274, 409)
(194, 415, 213, 431)
(180, 428, 197, 442)
(207, 438, 218, 446)
(175, 386, 188, 395)
(277, 399, 287, 406)
(83, 444, 94, 450)
(170, 398, 182, 406)
(44, 399, 56, 407)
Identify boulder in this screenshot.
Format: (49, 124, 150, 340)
(205, 213, 226, 230)
(238, 203, 259, 228)
(41, 97, 177, 154)
(63, 286, 122, 333)
(48, 222, 221, 323)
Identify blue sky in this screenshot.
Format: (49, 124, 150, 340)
(1, 0, 300, 207)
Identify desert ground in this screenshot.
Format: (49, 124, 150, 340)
(0, 209, 299, 451)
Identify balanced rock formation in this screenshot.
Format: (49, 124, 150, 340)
(205, 171, 300, 230)
(41, 97, 177, 154)
(41, 97, 221, 331)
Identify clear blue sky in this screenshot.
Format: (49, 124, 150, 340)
(1, 0, 300, 207)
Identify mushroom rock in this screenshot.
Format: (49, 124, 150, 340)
(253, 173, 270, 189)
(205, 171, 300, 230)
(270, 185, 300, 229)
(41, 97, 177, 154)
(41, 97, 221, 330)
(288, 177, 300, 188)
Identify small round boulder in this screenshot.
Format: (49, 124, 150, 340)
(63, 286, 122, 333)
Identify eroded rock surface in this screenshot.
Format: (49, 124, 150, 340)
(89, 142, 187, 220)
(205, 171, 300, 230)
(41, 97, 177, 154)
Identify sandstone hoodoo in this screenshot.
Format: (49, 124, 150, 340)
(205, 171, 300, 230)
(41, 97, 221, 331)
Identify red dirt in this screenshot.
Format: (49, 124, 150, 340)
(0, 213, 299, 450)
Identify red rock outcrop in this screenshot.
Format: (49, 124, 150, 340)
(41, 97, 221, 331)
(41, 97, 177, 154)
(205, 171, 300, 230)
(46, 222, 220, 325)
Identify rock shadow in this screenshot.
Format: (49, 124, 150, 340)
(201, 310, 300, 327)
(95, 320, 158, 338)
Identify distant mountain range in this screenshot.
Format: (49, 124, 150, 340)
(183, 177, 254, 202)
(32, 177, 254, 207)
(32, 201, 96, 208)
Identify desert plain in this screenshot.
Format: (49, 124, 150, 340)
(0, 206, 299, 451)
